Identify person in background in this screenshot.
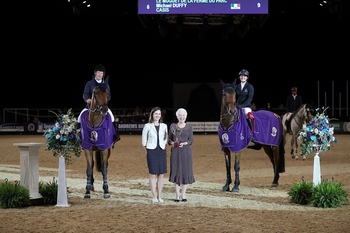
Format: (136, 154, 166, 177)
(235, 69, 255, 132)
(251, 103, 257, 111)
(141, 107, 168, 204)
(267, 102, 271, 111)
(285, 86, 303, 132)
(168, 108, 195, 203)
(286, 87, 302, 113)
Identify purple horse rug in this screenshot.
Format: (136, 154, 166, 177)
(218, 109, 282, 153)
(80, 111, 119, 150)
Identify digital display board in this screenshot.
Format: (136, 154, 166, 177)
(138, 0, 268, 14)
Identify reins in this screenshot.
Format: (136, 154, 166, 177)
(220, 89, 238, 127)
(88, 88, 108, 127)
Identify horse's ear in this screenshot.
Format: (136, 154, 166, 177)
(104, 75, 109, 84)
(232, 79, 236, 88)
(220, 79, 226, 88)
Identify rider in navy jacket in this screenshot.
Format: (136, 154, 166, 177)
(82, 64, 111, 109)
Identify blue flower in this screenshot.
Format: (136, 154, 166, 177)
(298, 107, 338, 156)
(44, 108, 82, 165)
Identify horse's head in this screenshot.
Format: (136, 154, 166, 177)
(220, 79, 237, 116)
(304, 103, 315, 123)
(91, 84, 109, 116)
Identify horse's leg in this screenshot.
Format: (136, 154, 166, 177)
(292, 135, 299, 160)
(222, 148, 232, 192)
(232, 152, 240, 192)
(101, 149, 110, 199)
(84, 150, 94, 198)
(290, 135, 297, 159)
(91, 158, 95, 191)
(295, 136, 305, 160)
(262, 146, 279, 187)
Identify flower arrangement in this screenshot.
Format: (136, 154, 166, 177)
(298, 107, 338, 156)
(44, 108, 82, 164)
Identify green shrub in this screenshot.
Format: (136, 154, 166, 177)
(288, 180, 314, 205)
(311, 180, 349, 208)
(39, 177, 58, 205)
(0, 179, 30, 209)
(288, 177, 349, 208)
(39, 177, 70, 205)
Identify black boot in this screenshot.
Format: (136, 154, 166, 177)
(248, 118, 254, 132)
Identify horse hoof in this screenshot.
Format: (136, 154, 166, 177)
(222, 185, 230, 192)
(303, 157, 306, 160)
(270, 183, 278, 188)
(84, 194, 91, 198)
(103, 194, 110, 199)
(291, 155, 295, 159)
(231, 188, 239, 192)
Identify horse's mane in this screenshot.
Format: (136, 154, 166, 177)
(289, 103, 314, 120)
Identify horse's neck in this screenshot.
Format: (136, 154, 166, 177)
(220, 113, 235, 130)
(88, 111, 103, 128)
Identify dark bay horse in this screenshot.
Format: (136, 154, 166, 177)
(218, 79, 285, 192)
(79, 78, 119, 198)
(282, 103, 314, 160)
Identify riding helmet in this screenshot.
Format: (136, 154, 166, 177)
(238, 69, 249, 77)
(291, 87, 298, 91)
(94, 64, 106, 73)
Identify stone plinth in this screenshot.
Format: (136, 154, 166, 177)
(13, 142, 44, 205)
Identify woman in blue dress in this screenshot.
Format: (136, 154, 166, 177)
(141, 107, 168, 203)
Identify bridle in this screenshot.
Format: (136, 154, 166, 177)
(88, 88, 109, 127)
(90, 88, 108, 115)
(292, 104, 313, 128)
(220, 87, 237, 120)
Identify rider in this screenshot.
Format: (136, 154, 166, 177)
(285, 86, 303, 133)
(235, 69, 255, 132)
(235, 69, 261, 150)
(78, 64, 114, 124)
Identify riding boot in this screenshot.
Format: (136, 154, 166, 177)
(247, 112, 261, 150)
(247, 112, 255, 133)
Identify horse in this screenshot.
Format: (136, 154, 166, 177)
(218, 79, 285, 192)
(79, 78, 119, 199)
(282, 103, 314, 160)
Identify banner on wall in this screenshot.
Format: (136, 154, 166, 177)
(0, 121, 349, 134)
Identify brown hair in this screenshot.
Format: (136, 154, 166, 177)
(148, 106, 163, 123)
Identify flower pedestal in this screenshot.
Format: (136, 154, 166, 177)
(312, 144, 325, 187)
(313, 152, 321, 187)
(56, 155, 70, 207)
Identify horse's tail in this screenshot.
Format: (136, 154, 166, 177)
(95, 150, 103, 172)
(278, 134, 285, 173)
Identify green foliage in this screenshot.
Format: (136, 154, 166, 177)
(39, 178, 58, 205)
(311, 180, 349, 208)
(288, 180, 314, 205)
(39, 177, 70, 205)
(0, 179, 30, 209)
(44, 108, 82, 165)
(288, 177, 349, 208)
